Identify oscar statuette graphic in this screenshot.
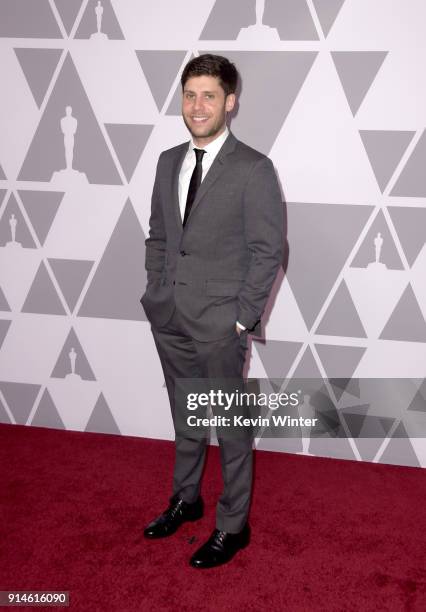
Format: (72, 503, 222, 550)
(238, 0, 280, 42)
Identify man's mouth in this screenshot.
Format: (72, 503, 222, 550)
(192, 116, 209, 123)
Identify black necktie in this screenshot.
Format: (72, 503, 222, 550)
(183, 148, 206, 227)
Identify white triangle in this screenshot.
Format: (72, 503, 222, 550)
(345, 268, 408, 338)
(0, 248, 42, 311)
(49, 378, 100, 431)
(411, 246, 426, 320)
(246, 341, 270, 380)
(270, 51, 379, 204)
(113, 0, 216, 46)
(73, 317, 174, 439)
(130, 117, 189, 236)
(0, 47, 40, 179)
(264, 273, 308, 341)
(326, 1, 426, 126)
(0, 316, 70, 381)
(356, 338, 426, 377)
(72, 45, 158, 124)
(44, 187, 124, 260)
(410, 439, 426, 468)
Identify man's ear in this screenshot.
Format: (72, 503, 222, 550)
(225, 93, 236, 112)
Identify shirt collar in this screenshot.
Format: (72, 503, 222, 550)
(188, 126, 229, 157)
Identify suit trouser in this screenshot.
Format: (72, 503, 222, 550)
(150, 306, 253, 533)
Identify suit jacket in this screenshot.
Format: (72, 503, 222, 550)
(140, 130, 283, 342)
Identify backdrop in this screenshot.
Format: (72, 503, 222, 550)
(0, 0, 425, 467)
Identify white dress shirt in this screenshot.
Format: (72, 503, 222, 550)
(178, 126, 229, 220)
(178, 126, 246, 331)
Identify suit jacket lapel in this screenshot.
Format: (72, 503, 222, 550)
(170, 131, 239, 234)
(187, 131, 238, 225)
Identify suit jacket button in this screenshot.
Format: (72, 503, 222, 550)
(173, 281, 175, 285)
(180, 250, 186, 256)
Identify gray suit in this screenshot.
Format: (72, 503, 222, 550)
(141, 130, 283, 532)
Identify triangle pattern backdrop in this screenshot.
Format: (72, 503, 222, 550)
(0, 0, 425, 468)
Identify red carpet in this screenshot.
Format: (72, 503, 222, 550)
(1, 423, 425, 611)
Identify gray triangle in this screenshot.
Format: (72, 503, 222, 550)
(354, 439, 389, 462)
(315, 344, 365, 379)
(0, 381, 41, 425)
(302, 384, 345, 439)
(78, 199, 148, 321)
(51, 327, 96, 380)
(18, 53, 122, 185)
(407, 380, 426, 413)
(316, 280, 367, 338)
(312, 0, 345, 37)
(204, 51, 317, 154)
(292, 345, 323, 378)
(255, 340, 302, 379)
(19, 190, 64, 245)
(343, 408, 395, 439)
(85, 393, 120, 434)
(0, 396, 11, 424)
(359, 130, 414, 193)
(105, 124, 153, 182)
(0, 165, 5, 179)
(346, 410, 398, 462)
(331, 51, 387, 116)
(333, 378, 362, 402)
(0, 287, 11, 311)
(48, 258, 94, 312)
(388, 206, 426, 267)
(166, 54, 196, 116)
(0, 0, 62, 38)
(315, 343, 365, 399)
(391, 130, 426, 197)
(21, 261, 66, 315)
(31, 388, 65, 429)
(350, 209, 404, 270)
(75, 0, 124, 39)
(0, 193, 37, 248)
(287, 203, 373, 329)
(53, 0, 83, 36)
(14, 48, 62, 108)
(200, 0, 318, 41)
(379, 284, 426, 343)
(0, 319, 11, 349)
(340, 404, 369, 437)
(200, 0, 257, 40)
(136, 51, 187, 111)
(0, 189, 6, 204)
(263, 0, 318, 40)
(379, 423, 420, 467)
(343, 408, 395, 461)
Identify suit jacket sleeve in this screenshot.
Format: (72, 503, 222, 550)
(145, 153, 166, 284)
(237, 156, 283, 330)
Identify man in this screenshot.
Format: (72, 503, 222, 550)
(140, 54, 283, 568)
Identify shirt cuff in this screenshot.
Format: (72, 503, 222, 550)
(236, 321, 246, 331)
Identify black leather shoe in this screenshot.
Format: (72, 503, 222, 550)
(144, 496, 203, 538)
(189, 523, 250, 568)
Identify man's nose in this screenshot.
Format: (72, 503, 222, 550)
(193, 96, 205, 111)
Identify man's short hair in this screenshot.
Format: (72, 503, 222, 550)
(181, 54, 238, 96)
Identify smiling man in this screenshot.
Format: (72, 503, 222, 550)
(140, 54, 283, 569)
